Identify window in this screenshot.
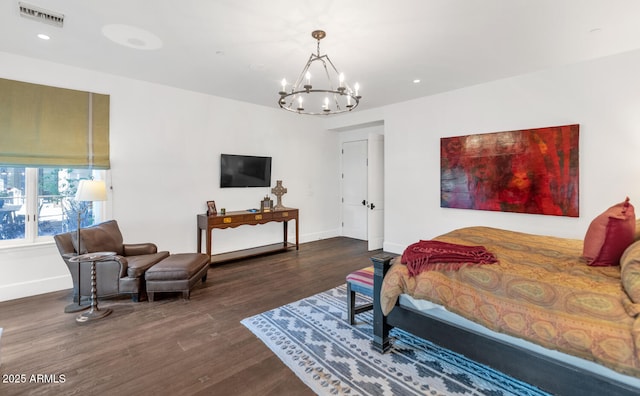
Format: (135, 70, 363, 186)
(0, 166, 105, 244)
(0, 79, 110, 245)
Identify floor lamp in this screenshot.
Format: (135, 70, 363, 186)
(64, 179, 107, 313)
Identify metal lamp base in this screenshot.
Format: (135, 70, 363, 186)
(76, 307, 112, 323)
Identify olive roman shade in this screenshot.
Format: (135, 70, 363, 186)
(0, 78, 110, 168)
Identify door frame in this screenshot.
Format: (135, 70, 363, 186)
(339, 125, 385, 250)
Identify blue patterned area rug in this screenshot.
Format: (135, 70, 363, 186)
(241, 285, 550, 396)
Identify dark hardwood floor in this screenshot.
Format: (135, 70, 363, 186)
(0, 237, 380, 396)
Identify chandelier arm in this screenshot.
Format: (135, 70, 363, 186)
(319, 58, 336, 92)
(316, 59, 342, 110)
(332, 92, 343, 111)
(322, 55, 341, 81)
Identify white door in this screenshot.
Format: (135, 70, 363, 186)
(367, 134, 384, 250)
(342, 140, 368, 240)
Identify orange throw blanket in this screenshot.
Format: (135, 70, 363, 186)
(401, 240, 498, 276)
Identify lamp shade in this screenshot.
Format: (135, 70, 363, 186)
(75, 180, 107, 202)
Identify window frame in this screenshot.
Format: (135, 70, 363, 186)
(0, 167, 108, 248)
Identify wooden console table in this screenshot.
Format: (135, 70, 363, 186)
(197, 208, 299, 264)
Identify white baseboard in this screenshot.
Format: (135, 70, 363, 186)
(383, 241, 405, 255)
(0, 275, 71, 302)
(301, 229, 341, 242)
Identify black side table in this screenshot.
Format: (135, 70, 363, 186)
(69, 251, 116, 324)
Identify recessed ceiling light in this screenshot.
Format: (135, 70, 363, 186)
(37, 33, 50, 40)
(101, 24, 163, 50)
(413, 79, 421, 84)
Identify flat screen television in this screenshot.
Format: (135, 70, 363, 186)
(220, 154, 272, 188)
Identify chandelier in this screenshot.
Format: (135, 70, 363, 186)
(278, 30, 361, 115)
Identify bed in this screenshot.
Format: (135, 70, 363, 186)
(372, 226, 640, 396)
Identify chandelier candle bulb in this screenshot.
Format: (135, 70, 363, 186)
(280, 78, 287, 95)
(355, 83, 360, 97)
(337, 73, 346, 93)
(304, 71, 312, 91)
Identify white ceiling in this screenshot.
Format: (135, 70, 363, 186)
(3, 0, 640, 113)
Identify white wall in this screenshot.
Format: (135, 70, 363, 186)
(333, 49, 640, 254)
(5, 46, 640, 301)
(0, 52, 341, 301)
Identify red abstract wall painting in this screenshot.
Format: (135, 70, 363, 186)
(440, 124, 579, 217)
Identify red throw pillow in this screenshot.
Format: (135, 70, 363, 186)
(583, 197, 636, 266)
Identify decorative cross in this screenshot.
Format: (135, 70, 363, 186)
(271, 180, 287, 210)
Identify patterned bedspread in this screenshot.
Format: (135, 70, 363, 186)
(380, 226, 640, 377)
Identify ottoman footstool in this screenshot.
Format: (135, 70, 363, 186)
(146, 253, 210, 301)
(346, 266, 374, 325)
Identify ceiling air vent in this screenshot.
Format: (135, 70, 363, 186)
(18, 2, 64, 27)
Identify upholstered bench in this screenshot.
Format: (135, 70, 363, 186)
(146, 253, 210, 301)
(346, 266, 374, 325)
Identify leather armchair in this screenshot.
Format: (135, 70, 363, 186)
(54, 220, 169, 302)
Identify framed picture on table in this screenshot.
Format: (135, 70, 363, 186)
(261, 196, 273, 212)
(206, 200, 217, 216)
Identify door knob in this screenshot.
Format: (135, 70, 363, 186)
(369, 203, 375, 210)
(362, 200, 366, 206)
